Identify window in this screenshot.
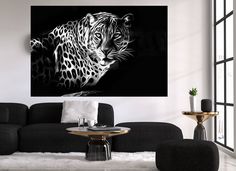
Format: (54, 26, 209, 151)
(214, 0, 234, 151)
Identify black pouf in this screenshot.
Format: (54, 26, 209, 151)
(0, 124, 21, 155)
(156, 139, 219, 171)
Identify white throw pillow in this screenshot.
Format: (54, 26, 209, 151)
(61, 100, 98, 123)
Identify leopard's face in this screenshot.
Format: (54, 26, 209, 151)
(83, 12, 133, 66)
(31, 12, 134, 95)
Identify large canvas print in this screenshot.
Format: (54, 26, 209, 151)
(31, 6, 167, 96)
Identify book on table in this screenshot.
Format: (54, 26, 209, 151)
(87, 127, 121, 131)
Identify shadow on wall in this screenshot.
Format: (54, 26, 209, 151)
(24, 35, 30, 53)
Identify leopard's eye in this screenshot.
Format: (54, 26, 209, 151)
(95, 33, 102, 39)
(113, 32, 122, 40)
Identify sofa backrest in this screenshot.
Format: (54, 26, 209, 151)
(0, 103, 28, 126)
(28, 103, 114, 126)
(112, 122, 183, 152)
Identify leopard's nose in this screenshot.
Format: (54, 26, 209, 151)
(101, 48, 112, 57)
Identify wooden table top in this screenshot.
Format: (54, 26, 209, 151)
(66, 126, 130, 138)
(182, 111, 219, 123)
(182, 111, 219, 115)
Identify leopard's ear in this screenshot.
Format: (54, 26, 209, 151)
(86, 13, 95, 26)
(122, 13, 133, 28)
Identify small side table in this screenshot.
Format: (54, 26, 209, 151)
(182, 111, 218, 140)
(66, 127, 130, 161)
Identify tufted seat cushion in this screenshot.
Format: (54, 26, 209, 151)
(112, 122, 183, 152)
(19, 123, 89, 152)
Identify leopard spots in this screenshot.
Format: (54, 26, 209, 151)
(71, 60, 75, 66)
(62, 64, 66, 70)
(65, 79, 69, 88)
(63, 71, 66, 79)
(31, 12, 133, 94)
(88, 78, 94, 83)
(63, 53, 68, 58)
(69, 54, 73, 60)
(72, 69, 76, 79)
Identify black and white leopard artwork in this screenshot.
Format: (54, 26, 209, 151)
(31, 12, 134, 96)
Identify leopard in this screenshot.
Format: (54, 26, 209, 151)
(31, 12, 134, 96)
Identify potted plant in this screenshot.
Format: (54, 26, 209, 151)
(189, 88, 197, 112)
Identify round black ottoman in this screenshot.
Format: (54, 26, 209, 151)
(0, 124, 21, 155)
(156, 139, 219, 171)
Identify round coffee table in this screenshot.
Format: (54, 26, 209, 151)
(182, 111, 218, 140)
(66, 127, 130, 161)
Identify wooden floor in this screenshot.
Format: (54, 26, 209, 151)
(219, 150, 236, 171)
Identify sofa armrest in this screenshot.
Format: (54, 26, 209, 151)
(0, 124, 22, 155)
(112, 122, 183, 152)
(0, 106, 9, 123)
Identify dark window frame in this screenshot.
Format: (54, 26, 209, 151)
(214, 0, 234, 151)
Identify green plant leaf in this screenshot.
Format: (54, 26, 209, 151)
(189, 88, 197, 96)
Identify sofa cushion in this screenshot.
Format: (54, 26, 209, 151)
(29, 103, 62, 124)
(0, 124, 22, 155)
(28, 103, 114, 126)
(0, 107, 9, 123)
(19, 123, 90, 152)
(112, 122, 183, 152)
(0, 103, 28, 126)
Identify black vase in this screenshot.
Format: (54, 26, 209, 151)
(201, 99, 212, 112)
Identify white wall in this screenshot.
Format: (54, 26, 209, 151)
(0, 0, 212, 139)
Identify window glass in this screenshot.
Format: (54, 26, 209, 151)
(216, 22, 224, 62)
(226, 15, 233, 59)
(226, 0, 233, 15)
(216, 0, 224, 21)
(216, 64, 225, 103)
(216, 105, 225, 144)
(226, 106, 234, 149)
(226, 61, 234, 103)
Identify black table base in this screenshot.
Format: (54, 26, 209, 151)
(194, 124, 207, 140)
(86, 138, 111, 161)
